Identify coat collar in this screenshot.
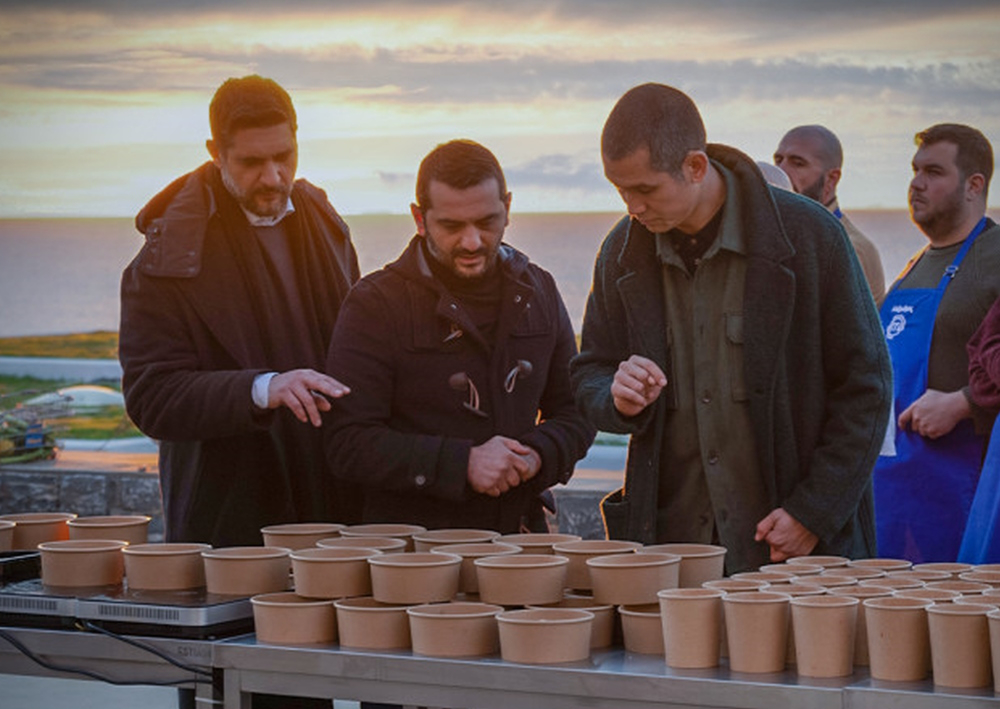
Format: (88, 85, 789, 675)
(615, 144, 795, 272)
(387, 234, 531, 285)
(131, 163, 352, 369)
(388, 235, 536, 353)
(134, 162, 351, 279)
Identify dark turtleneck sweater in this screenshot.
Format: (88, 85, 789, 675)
(422, 239, 503, 347)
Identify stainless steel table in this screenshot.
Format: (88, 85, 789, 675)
(0, 625, 221, 704)
(214, 638, 1000, 709)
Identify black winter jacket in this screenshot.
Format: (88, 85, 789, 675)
(325, 236, 595, 532)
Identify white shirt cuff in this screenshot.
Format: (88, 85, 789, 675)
(252, 372, 278, 409)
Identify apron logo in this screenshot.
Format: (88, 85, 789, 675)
(886, 313, 907, 340)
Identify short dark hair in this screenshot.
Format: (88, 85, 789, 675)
(601, 83, 706, 176)
(209, 75, 297, 150)
(415, 139, 507, 211)
(915, 123, 994, 196)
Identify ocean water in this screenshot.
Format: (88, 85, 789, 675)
(0, 209, 988, 339)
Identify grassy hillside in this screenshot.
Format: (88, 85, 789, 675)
(0, 331, 118, 359)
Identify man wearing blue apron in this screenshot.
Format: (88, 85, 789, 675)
(875, 123, 999, 563)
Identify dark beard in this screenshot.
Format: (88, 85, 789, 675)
(912, 184, 965, 241)
(798, 173, 826, 203)
(220, 165, 289, 219)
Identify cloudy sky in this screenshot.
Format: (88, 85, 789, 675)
(1, 0, 998, 216)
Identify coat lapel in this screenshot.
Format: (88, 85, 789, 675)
(616, 220, 669, 373)
(182, 231, 269, 369)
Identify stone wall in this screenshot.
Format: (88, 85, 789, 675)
(0, 465, 164, 542)
(0, 451, 617, 543)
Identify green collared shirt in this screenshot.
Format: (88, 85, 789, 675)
(653, 161, 770, 572)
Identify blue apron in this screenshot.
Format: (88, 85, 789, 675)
(874, 218, 988, 563)
(958, 415, 1000, 563)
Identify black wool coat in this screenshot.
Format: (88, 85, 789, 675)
(325, 236, 596, 532)
(120, 163, 362, 546)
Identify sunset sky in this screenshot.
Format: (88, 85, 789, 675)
(1, 0, 998, 217)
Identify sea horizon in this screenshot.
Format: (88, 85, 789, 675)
(1, 209, 997, 340)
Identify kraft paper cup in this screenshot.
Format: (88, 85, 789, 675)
(829, 585, 893, 665)
(887, 569, 952, 584)
(123, 542, 210, 591)
(412, 528, 500, 552)
(959, 570, 1000, 589)
(786, 555, 848, 568)
(847, 557, 912, 573)
(955, 594, 1000, 610)
(760, 562, 824, 577)
(552, 539, 641, 590)
(368, 551, 461, 604)
(896, 588, 962, 605)
(820, 566, 886, 582)
(619, 603, 665, 655)
(260, 522, 345, 550)
(430, 541, 521, 594)
(723, 591, 791, 673)
(863, 596, 932, 682)
(796, 574, 857, 590)
(860, 577, 925, 592)
(732, 570, 796, 585)
(778, 582, 828, 666)
(39, 539, 127, 588)
(340, 523, 427, 551)
(202, 546, 291, 596)
(334, 596, 411, 650)
(927, 602, 993, 688)
(790, 595, 858, 678)
(988, 608, 1000, 693)
(702, 578, 770, 659)
(0, 521, 14, 552)
(926, 579, 991, 596)
(913, 562, 972, 579)
(406, 601, 503, 657)
(638, 543, 726, 588)
(68, 515, 151, 546)
(251, 592, 337, 645)
(497, 608, 593, 664)
(290, 546, 380, 599)
(497, 532, 581, 555)
(588, 552, 680, 605)
(658, 588, 724, 668)
(0, 512, 76, 550)
(475, 553, 568, 606)
(528, 596, 615, 649)
(317, 535, 407, 554)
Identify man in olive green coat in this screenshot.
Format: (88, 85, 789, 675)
(571, 84, 892, 572)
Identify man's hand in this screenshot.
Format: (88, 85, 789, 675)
(754, 508, 818, 562)
(267, 369, 350, 427)
(468, 436, 539, 497)
(612, 355, 667, 417)
(898, 389, 971, 439)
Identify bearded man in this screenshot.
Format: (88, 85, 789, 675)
(774, 124, 885, 302)
(874, 123, 1000, 562)
(120, 75, 362, 550)
(324, 139, 594, 532)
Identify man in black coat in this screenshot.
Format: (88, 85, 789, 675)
(120, 75, 362, 551)
(325, 139, 595, 533)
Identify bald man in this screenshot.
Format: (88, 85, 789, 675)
(775, 125, 885, 302)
